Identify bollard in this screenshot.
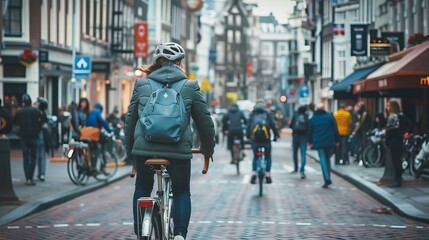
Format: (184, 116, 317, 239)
(0, 136, 19, 203)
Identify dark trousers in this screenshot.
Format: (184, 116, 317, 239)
(388, 140, 404, 183)
(133, 156, 191, 238)
(335, 136, 349, 164)
(21, 138, 38, 181)
(292, 134, 307, 172)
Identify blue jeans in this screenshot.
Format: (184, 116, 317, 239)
(318, 147, 333, 183)
(21, 138, 38, 181)
(338, 136, 349, 163)
(292, 134, 307, 173)
(36, 132, 46, 177)
(251, 141, 272, 172)
(133, 156, 191, 238)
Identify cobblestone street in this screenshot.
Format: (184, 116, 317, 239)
(1, 139, 429, 239)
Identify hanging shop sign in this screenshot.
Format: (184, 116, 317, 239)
(350, 24, 368, 56)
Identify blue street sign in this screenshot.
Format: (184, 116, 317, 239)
(299, 84, 309, 98)
(74, 56, 91, 77)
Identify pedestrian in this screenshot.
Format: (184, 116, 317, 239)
(350, 102, 371, 164)
(76, 98, 90, 129)
(247, 99, 280, 184)
(14, 94, 44, 186)
(373, 113, 386, 130)
(308, 103, 339, 188)
(385, 99, 410, 187)
(107, 106, 121, 127)
(0, 97, 13, 135)
(35, 97, 49, 181)
(222, 103, 247, 164)
(333, 103, 352, 165)
(290, 106, 309, 179)
(347, 103, 359, 157)
(124, 42, 215, 240)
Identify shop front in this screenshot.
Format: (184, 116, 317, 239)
(353, 40, 429, 133)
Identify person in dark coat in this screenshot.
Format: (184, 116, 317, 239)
(290, 106, 309, 179)
(125, 42, 215, 239)
(222, 103, 247, 163)
(308, 103, 339, 188)
(35, 97, 49, 181)
(14, 94, 43, 186)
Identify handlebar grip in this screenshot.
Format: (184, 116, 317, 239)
(191, 149, 210, 174)
(202, 157, 210, 174)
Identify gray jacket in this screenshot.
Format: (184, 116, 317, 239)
(125, 64, 215, 160)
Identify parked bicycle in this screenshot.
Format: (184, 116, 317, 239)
(414, 137, 429, 179)
(402, 134, 426, 176)
(64, 132, 119, 185)
(362, 128, 386, 168)
(110, 123, 127, 163)
(134, 149, 210, 240)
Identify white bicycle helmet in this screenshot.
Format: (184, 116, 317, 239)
(153, 42, 185, 62)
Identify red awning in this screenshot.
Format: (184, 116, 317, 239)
(353, 40, 429, 94)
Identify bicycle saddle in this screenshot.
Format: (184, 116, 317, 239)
(145, 159, 170, 166)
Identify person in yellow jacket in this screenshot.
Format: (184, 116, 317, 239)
(334, 103, 352, 165)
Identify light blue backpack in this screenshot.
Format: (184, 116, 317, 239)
(140, 79, 188, 143)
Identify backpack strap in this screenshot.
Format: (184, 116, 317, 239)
(170, 79, 188, 93)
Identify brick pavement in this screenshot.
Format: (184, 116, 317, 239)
(1, 137, 429, 239)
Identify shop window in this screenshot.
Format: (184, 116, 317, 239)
(3, 63, 26, 78)
(3, 82, 27, 118)
(4, 0, 23, 37)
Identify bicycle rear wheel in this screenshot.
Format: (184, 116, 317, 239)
(232, 144, 240, 175)
(94, 148, 118, 181)
(258, 171, 264, 197)
(139, 206, 163, 240)
(67, 149, 89, 185)
(362, 144, 381, 168)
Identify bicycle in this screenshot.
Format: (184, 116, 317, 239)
(134, 149, 210, 240)
(402, 134, 426, 176)
(231, 135, 244, 175)
(255, 146, 266, 197)
(362, 128, 386, 168)
(64, 132, 119, 185)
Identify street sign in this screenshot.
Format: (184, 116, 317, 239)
(299, 84, 310, 105)
(39, 50, 49, 63)
(135, 22, 148, 58)
(74, 56, 91, 77)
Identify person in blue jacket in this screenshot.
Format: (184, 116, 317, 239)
(86, 103, 112, 175)
(308, 103, 339, 188)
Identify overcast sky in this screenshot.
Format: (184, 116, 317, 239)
(250, 0, 296, 24)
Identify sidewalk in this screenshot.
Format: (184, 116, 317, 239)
(306, 149, 429, 223)
(0, 149, 132, 227)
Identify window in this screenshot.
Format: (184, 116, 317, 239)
(3, 63, 26, 78)
(4, 0, 23, 37)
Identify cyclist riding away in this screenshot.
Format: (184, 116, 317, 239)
(222, 103, 247, 164)
(86, 103, 112, 175)
(125, 42, 215, 240)
(247, 100, 280, 184)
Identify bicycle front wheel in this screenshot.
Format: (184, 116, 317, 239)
(362, 144, 381, 168)
(67, 149, 89, 185)
(94, 149, 118, 181)
(232, 145, 240, 175)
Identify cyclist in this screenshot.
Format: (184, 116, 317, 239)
(222, 103, 247, 164)
(86, 103, 112, 175)
(125, 42, 215, 240)
(247, 100, 280, 184)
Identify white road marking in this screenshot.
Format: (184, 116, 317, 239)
(296, 223, 312, 226)
(7, 226, 19, 229)
(197, 221, 212, 224)
(24, 226, 32, 229)
(54, 224, 69, 228)
(262, 221, 275, 224)
(122, 222, 133, 226)
(391, 225, 407, 229)
(37, 225, 50, 229)
(74, 224, 84, 227)
(86, 223, 101, 227)
(242, 174, 251, 184)
(373, 224, 387, 227)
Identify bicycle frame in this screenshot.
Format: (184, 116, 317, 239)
(256, 146, 266, 196)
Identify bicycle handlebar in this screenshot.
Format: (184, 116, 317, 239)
(192, 149, 211, 174)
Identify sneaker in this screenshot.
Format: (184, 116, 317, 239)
(250, 175, 257, 184)
(290, 170, 298, 174)
(322, 183, 329, 188)
(25, 180, 36, 186)
(300, 173, 306, 179)
(174, 233, 185, 240)
(265, 176, 272, 184)
(38, 175, 45, 182)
